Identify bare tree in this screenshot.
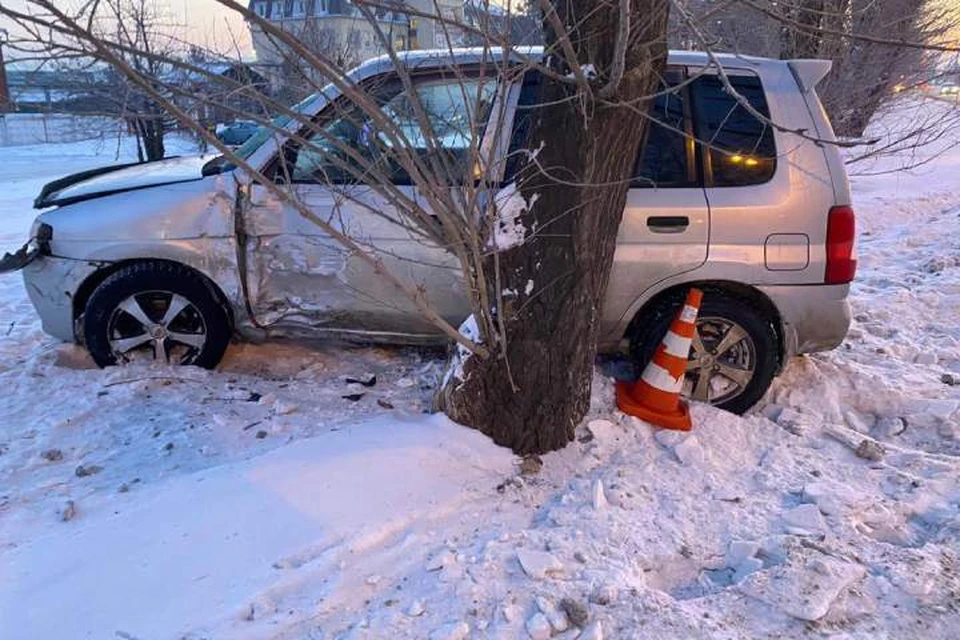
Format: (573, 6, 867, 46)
(677, 0, 957, 141)
(93, 0, 181, 161)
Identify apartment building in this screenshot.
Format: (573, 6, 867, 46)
(247, 0, 468, 73)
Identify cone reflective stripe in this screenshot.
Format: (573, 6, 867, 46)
(617, 288, 704, 431)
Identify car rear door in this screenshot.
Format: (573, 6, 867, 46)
(602, 68, 711, 339)
(691, 66, 837, 286)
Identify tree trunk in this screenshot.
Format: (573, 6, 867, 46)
(438, 0, 670, 454)
(141, 116, 166, 161)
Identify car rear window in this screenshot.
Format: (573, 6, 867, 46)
(692, 74, 777, 187)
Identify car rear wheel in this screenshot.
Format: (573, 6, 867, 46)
(629, 290, 779, 415)
(83, 261, 230, 369)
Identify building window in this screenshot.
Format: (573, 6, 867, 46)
(270, 1, 283, 19)
(314, 0, 329, 15)
(292, 0, 306, 17)
(253, 1, 267, 18)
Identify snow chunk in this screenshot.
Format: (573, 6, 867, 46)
(442, 315, 481, 389)
(536, 596, 570, 632)
(802, 482, 852, 516)
(654, 429, 687, 448)
(565, 64, 598, 80)
(273, 399, 298, 416)
(517, 549, 563, 580)
(426, 549, 456, 572)
(726, 540, 761, 568)
(674, 436, 705, 466)
(580, 620, 604, 640)
(592, 479, 609, 511)
(739, 548, 866, 621)
(525, 612, 552, 639)
(727, 540, 764, 583)
(490, 182, 537, 251)
(430, 621, 470, 640)
(407, 600, 425, 617)
(783, 504, 827, 536)
(874, 416, 906, 438)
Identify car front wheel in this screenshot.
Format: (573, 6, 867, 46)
(83, 261, 231, 369)
(629, 291, 780, 415)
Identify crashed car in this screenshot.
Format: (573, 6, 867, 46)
(4, 48, 856, 414)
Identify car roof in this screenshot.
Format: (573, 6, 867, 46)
(348, 46, 791, 83)
(292, 46, 808, 122)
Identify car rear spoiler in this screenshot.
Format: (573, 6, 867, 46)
(788, 59, 833, 93)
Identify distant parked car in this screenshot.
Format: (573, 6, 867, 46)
(216, 120, 260, 146)
(7, 48, 856, 415)
(939, 83, 959, 96)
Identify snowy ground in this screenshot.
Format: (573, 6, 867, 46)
(1, 101, 959, 639)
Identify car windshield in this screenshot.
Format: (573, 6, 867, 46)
(202, 92, 327, 175)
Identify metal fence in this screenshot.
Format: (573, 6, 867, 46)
(0, 113, 121, 147)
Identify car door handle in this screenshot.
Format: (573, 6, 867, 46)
(647, 216, 690, 232)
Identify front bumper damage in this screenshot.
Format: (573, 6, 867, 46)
(21, 255, 106, 342)
(0, 224, 53, 274)
(0, 242, 40, 273)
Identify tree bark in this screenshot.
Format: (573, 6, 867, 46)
(138, 116, 166, 162)
(439, 1, 670, 454)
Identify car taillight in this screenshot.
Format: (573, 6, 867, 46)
(825, 205, 857, 284)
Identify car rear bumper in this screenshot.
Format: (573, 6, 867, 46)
(22, 256, 105, 342)
(759, 283, 851, 358)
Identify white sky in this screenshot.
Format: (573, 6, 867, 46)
(0, 1, 253, 57)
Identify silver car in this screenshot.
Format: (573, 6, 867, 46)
(6, 49, 855, 414)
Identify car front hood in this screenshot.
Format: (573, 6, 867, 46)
(34, 155, 212, 209)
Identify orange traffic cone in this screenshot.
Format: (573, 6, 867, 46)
(617, 288, 704, 431)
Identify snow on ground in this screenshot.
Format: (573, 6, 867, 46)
(1, 101, 959, 639)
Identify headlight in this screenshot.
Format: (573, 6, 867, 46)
(28, 219, 53, 253)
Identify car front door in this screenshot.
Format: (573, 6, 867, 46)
(242, 72, 503, 340)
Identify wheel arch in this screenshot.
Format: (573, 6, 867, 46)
(72, 258, 236, 337)
(623, 280, 786, 369)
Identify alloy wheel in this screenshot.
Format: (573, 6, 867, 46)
(107, 291, 207, 365)
(684, 316, 757, 405)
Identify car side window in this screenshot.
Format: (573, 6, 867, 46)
(290, 77, 497, 186)
(691, 74, 777, 187)
(633, 86, 696, 188)
(505, 71, 697, 189)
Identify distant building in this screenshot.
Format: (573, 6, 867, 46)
(246, 1, 477, 90)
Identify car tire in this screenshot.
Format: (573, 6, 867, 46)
(628, 289, 780, 415)
(83, 261, 231, 369)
